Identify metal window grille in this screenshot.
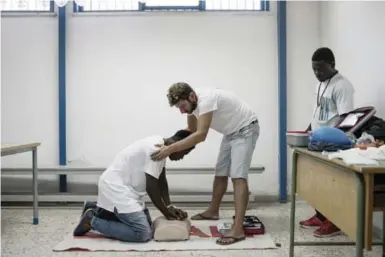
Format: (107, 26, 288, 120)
(0, 0, 54, 12)
(74, 0, 269, 12)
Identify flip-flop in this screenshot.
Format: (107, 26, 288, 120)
(216, 236, 246, 245)
(190, 213, 219, 220)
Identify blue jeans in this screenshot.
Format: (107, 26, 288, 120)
(91, 207, 153, 242)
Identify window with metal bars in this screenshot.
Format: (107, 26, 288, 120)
(73, 0, 269, 13)
(0, 0, 55, 12)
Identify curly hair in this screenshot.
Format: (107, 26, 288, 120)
(167, 82, 194, 106)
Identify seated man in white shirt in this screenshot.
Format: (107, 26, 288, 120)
(72, 130, 195, 242)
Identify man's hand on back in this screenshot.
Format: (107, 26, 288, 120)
(151, 144, 172, 161)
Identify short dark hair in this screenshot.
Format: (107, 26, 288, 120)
(312, 47, 335, 65)
(170, 129, 196, 151)
(167, 82, 194, 106)
(171, 129, 193, 142)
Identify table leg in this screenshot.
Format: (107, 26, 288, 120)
(355, 173, 365, 257)
(364, 174, 374, 250)
(382, 211, 385, 257)
(289, 151, 298, 257)
(32, 147, 39, 225)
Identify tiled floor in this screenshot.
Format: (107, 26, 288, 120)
(1, 202, 383, 257)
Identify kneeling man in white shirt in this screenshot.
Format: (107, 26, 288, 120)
(73, 130, 195, 242)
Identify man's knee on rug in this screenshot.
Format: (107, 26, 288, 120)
(112, 210, 154, 242)
(96, 217, 153, 243)
(119, 225, 153, 243)
(74, 207, 153, 243)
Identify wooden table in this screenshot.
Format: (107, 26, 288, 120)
(1, 143, 41, 224)
(289, 147, 385, 257)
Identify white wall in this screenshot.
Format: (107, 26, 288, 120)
(1, 2, 321, 196)
(320, 1, 385, 118)
(1, 16, 58, 166)
(1, 15, 59, 184)
(320, 0, 385, 236)
(286, 1, 321, 193)
(65, 9, 279, 194)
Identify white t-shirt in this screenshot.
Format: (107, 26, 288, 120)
(191, 88, 258, 135)
(97, 135, 166, 214)
(311, 73, 355, 131)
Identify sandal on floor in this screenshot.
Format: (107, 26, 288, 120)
(216, 236, 246, 245)
(190, 213, 219, 220)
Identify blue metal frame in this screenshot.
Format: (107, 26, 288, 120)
(262, 0, 270, 12)
(277, 0, 287, 203)
(73, 0, 269, 12)
(73, 2, 84, 12)
(1, 0, 55, 13)
(58, 4, 67, 192)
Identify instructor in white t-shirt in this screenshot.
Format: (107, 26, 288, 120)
(300, 47, 355, 238)
(73, 130, 195, 242)
(151, 83, 260, 245)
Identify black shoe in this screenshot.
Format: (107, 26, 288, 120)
(81, 201, 97, 217)
(73, 208, 95, 236)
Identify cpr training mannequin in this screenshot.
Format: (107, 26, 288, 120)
(153, 215, 192, 242)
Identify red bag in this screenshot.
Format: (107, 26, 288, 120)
(234, 215, 265, 235)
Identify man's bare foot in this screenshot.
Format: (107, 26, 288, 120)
(216, 229, 246, 245)
(190, 210, 219, 220)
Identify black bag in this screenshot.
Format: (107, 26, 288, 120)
(353, 116, 385, 141)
